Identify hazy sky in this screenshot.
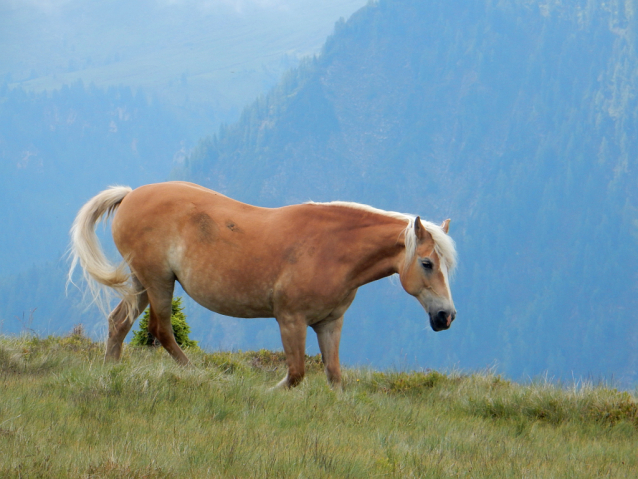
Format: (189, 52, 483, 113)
(3, 0, 356, 14)
(1, 0, 367, 106)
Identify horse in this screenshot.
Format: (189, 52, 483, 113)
(69, 181, 457, 388)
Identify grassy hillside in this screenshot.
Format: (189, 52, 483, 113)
(1, 334, 637, 478)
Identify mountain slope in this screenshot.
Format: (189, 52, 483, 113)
(179, 0, 638, 384)
(1, 0, 367, 136)
(0, 82, 193, 337)
(0, 82, 188, 275)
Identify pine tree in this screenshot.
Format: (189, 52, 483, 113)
(130, 297, 198, 349)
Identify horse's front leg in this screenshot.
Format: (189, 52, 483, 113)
(311, 315, 344, 389)
(274, 313, 308, 389)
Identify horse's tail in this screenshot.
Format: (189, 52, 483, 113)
(68, 186, 136, 320)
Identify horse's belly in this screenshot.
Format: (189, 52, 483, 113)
(178, 278, 274, 319)
(194, 296, 273, 319)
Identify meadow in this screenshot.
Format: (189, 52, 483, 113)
(1, 333, 637, 478)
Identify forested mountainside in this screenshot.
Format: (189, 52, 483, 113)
(0, 82, 189, 274)
(178, 0, 638, 384)
(0, 1, 369, 337)
(1, 0, 366, 137)
(0, 82, 191, 333)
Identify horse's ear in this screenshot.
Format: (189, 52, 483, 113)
(414, 216, 425, 239)
(441, 219, 451, 234)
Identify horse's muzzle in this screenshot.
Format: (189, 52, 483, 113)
(430, 310, 456, 331)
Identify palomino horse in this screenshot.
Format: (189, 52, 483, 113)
(69, 181, 457, 388)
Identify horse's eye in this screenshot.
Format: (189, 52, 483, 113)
(421, 259, 433, 271)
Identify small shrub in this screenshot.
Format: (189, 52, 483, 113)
(58, 324, 95, 352)
(305, 353, 325, 373)
(372, 370, 448, 394)
(0, 345, 20, 374)
(71, 323, 85, 337)
(242, 350, 324, 372)
(201, 351, 247, 374)
(244, 349, 287, 371)
(586, 391, 638, 427)
(130, 297, 198, 349)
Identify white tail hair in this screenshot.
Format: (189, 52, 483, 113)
(67, 186, 136, 321)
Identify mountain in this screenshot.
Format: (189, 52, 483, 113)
(0, 82, 188, 274)
(0, 0, 371, 336)
(0, 81, 192, 336)
(1, 0, 367, 137)
(178, 0, 638, 385)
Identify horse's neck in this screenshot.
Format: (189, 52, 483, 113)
(345, 221, 407, 289)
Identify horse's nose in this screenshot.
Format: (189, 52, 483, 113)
(437, 310, 455, 328)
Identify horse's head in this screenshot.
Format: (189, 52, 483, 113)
(399, 217, 457, 332)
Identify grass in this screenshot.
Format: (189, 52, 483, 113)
(1, 333, 637, 478)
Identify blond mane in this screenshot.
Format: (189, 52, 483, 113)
(306, 201, 457, 274)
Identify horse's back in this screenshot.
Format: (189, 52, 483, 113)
(111, 182, 283, 315)
(112, 181, 269, 252)
(117, 181, 235, 215)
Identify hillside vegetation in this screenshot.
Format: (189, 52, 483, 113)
(177, 0, 638, 384)
(0, 334, 637, 478)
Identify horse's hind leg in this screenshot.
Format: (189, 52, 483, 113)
(105, 275, 148, 361)
(146, 283, 190, 365)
